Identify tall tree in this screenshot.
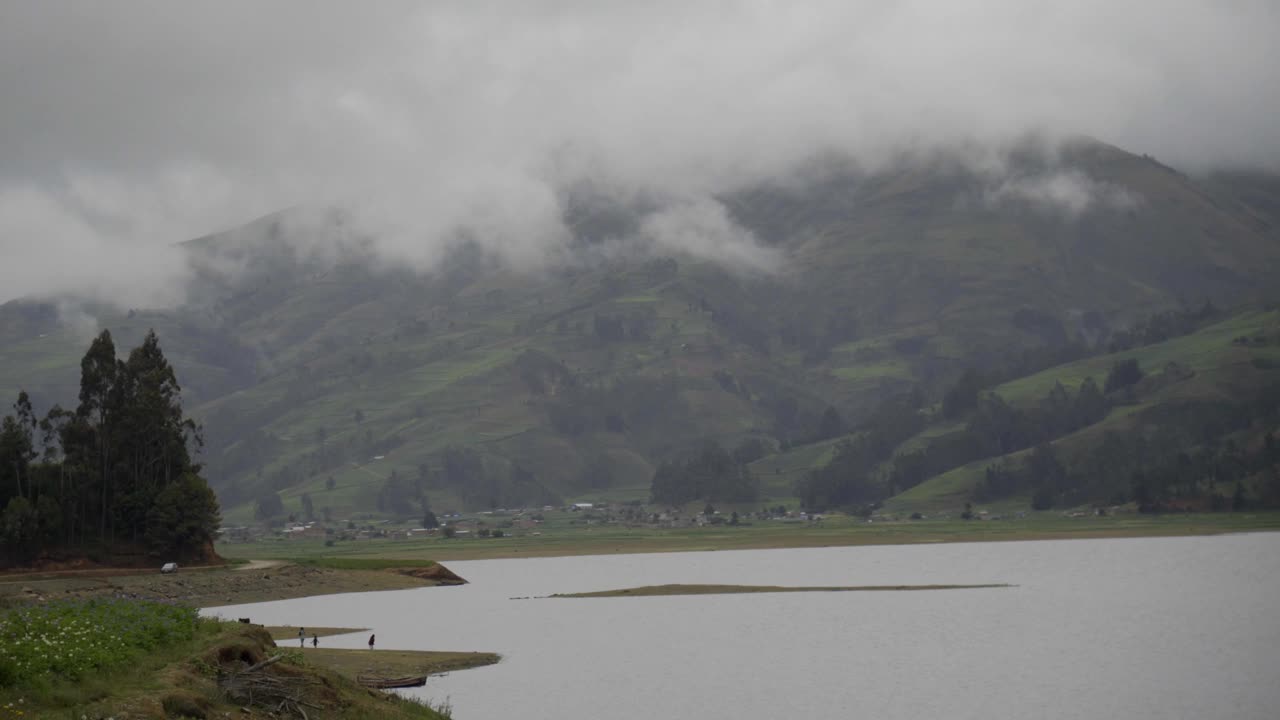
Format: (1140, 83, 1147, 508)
(77, 330, 119, 541)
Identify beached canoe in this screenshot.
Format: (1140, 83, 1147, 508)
(357, 674, 428, 689)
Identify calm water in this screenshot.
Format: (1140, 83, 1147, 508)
(210, 534, 1280, 719)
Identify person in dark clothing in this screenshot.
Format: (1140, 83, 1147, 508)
(368, 633, 376, 650)
(312, 635, 318, 648)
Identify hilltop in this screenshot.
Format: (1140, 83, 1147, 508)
(2, 139, 1279, 521)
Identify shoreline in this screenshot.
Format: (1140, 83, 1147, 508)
(4, 515, 1277, 608)
(0, 561, 464, 608)
(226, 513, 1280, 565)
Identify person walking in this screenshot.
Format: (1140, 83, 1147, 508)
(298, 627, 306, 648)
(312, 635, 318, 648)
(368, 633, 376, 650)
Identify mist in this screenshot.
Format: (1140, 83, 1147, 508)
(1, 0, 1277, 307)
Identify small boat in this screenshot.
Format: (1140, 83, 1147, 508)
(357, 674, 428, 689)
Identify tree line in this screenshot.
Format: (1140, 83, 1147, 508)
(0, 330, 220, 567)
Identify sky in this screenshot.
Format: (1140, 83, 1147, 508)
(1, 0, 1278, 307)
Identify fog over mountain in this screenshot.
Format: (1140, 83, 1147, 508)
(1, 1, 1278, 306)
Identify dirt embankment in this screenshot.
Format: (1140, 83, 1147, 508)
(68, 624, 454, 720)
(391, 563, 467, 585)
(0, 562, 469, 608)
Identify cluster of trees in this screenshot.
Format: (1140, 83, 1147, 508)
(1105, 302, 1219, 353)
(650, 441, 758, 506)
(435, 446, 560, 511)
(801, 361, 1140, 510)
(795, 395, 926, 510)
(976, 386, 1280, 510)
(376, 470, 420, 516)
(591, 310, 656, 343)
(893, 358, 1156, 495)
(942, 303, 1217, 419)
(515, 349, 577, 396)
(0, 330, 220, 567)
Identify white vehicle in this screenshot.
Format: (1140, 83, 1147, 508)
(160, 562, 179, 574)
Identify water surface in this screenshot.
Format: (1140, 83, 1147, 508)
(212, 533, 1280, 719)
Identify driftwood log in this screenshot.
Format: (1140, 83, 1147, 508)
(218, 654, 322, 719)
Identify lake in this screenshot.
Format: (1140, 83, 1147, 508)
(210, 533, 1280, 719)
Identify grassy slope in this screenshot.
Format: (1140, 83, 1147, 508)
(0, 623, 452, 720)
(206, 260, 794, 523)
(883, 309, 1280, 512)
(747, 437, 841, 502)
(996, 309, 1276, 403)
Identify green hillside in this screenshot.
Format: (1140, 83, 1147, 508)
(3, 140, 1280, 521)
(884, 309, 1280, 512)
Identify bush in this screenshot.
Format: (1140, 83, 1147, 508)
(1104, 358, 1143, 394)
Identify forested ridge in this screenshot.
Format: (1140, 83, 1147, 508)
(0, 330, 219, 568)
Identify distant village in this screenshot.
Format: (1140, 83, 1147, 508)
(216, 502, 837, 545)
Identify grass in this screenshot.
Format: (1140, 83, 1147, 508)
(830, 360, 913, 382)
(0, 599, 200, 686)
(0, 618, 225, 719)
(994, 309, 1279, 405)
(0, 613, 464, 719)
(550, 583, 1012, 598)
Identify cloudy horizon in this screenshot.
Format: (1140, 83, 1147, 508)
(1, 0, 1278, 306)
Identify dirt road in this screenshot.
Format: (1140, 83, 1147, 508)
(234, 559, 287, 572)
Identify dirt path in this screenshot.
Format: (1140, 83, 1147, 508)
(1, 563, 462, 607)
(235, 559, 287, 572)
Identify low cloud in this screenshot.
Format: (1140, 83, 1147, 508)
(986, 170, 1141, 217)
(0, 1, 1276, 307)
(640, 199, 780, 273)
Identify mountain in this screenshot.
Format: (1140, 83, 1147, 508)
(2, 139, 1279, 521)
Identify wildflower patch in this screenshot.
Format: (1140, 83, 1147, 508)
(0, 599, 198, 685)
